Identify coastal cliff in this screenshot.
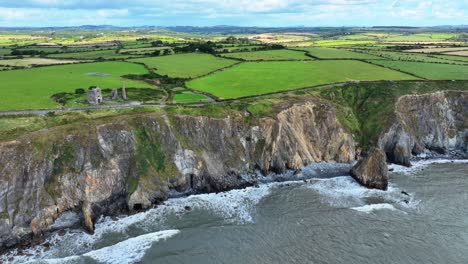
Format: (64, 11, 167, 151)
(0, 89, 466, 249)
(0, 98, 356, 248)
(379, 90, 468, 166)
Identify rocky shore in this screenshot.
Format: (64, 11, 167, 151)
(0, 90, 466, 250)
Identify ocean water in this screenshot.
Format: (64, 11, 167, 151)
(3, 160, 468, 264)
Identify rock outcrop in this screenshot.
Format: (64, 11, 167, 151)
(380, 90, 468, 166)
(350, 148, 388, 190)
(0, 90, 466, 249)
(0, 99, 356, 248)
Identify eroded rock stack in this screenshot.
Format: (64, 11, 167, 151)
(350, 148, 388, 190)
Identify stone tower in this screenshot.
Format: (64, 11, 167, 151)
(121, 83, 127, 100)
(87, 87, 103, 105)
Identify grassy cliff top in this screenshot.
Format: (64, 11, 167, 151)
(1, 80, 467, 148)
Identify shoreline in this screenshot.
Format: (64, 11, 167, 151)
(2, 158, 467, 258)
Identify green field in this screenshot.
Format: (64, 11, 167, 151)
(358, 50, 468, 64)
(432, 55, 468, 62)
(187, 60, 417, 99)
(311, 40, 376, 47)
(48, 49, 139, 60)
(221, 49, 311, 61)
(302, 47, 382, 59)
(129, 53, 238, 78)
(369, 60, 468, 80)
(0, 61, 151, 111)
(173, 92, 212, 103)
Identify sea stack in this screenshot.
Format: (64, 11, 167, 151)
(350, 148, 389, 190)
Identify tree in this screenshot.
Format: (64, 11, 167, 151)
(151, 40, 164, 47)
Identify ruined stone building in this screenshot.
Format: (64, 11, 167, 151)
(110, 89, 118, 100)
(121, 83, 127, 100)
(87, 87, 103, 105)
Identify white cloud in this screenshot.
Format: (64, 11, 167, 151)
(0, 0, 466, 26)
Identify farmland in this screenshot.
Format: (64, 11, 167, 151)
(369, 60, 468, 80)
(48, 49, 140, 60)
(221, 49, 311, 61)
(186, 60, 417, 99)
(405, 47, 468, 53)
(0, 61, 151, 111)
(356, 50, 468, 64)
(172, 92, 212, 103)
(443, 50, 468, 57)
(129, 53, 238, 78)
(301, 47, 382, 59)
(0, 58, 81, 67)
(0, 27, 467, 112)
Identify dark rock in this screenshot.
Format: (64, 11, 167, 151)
(350, 148, 388, 190)
(184, 206, 192, 211)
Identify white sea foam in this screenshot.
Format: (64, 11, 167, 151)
(389, 159, 468, 174)
(351, 203, 396, 213)
(4, 182, 276, 263)
(21, 230, 179, 264)
(306, 176, 417, 211)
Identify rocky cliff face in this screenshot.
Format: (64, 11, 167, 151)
(0, 99, 356, 248)
(380, 90, 468, 166)
(350, 148, 388, 190)
(0, 90, 466, 249)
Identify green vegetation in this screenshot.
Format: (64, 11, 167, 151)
(129, 53, 238, 78)
(432, 55, 468, 62)
(311, 40, 376, 47)
(52, 87, 166, 107)
(173, 92, 212, 103)
(356, 50, 468, 64)
(369, 60, 468, 80)
(314, 81, 468, 150)
(132, 127, 180, 194)
(48, 49, 139, 60)
(0, 58, 81, 67)
(187, 60, 417, 99)
(0, 61, 151, 110)
(302, 47, 382, 59)
(221, 49, 311, 61)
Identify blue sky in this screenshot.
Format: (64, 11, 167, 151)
(0, 0, 466, 27)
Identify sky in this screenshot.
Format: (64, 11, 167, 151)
(0, 0, 466, 27)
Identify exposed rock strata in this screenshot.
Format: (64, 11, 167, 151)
(380, 90, 468, 166)
(350, 148, 388, 190)
(0, 100, 356, 248)
(0, 90, 466, 249)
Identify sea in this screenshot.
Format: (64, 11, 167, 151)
(3, 160, 468, 264)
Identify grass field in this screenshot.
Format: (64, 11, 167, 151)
(369, 60, 468, 80)
(432, 55, 468, 62)
(301, 47, 382, 59)
(0, 58, 81, 67)
(312, 40, 376, 47)
(186, 60, 417, 99)
(357, 50, 468, 64)
(172, 92, 212, 103)
(0, 48, 11, 56)
(405, 47, 468, 53)
(129, 53, 238, 78)
(221, 49, 311, 61)
(0, 61, 151, 111)
(48, 49, 139, 60)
